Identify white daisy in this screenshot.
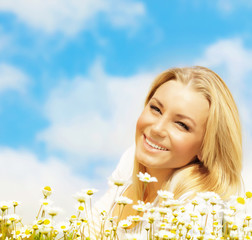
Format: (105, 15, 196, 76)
(137, 172, 158, 183)
(115, 196, 133, 205)
(118, 219, 132, 229)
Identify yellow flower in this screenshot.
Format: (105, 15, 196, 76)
(73, 192, 87, 203)
(57, 222, 70, 233)
(25, 228, 31, 236)
(76, 221, 82, 226)
(104, 229, 111, 237)
(44, 186, 51, 191)
(69, 215, 77, 223)
(33, 225, 39, 230)
(237, 197, 245, 205)
(232, 225, 238, 230)
(47, 207, 61, 217)
(186, 224, 192, 230)
(213, 221, 219, 226)
(230, 206, 236, 211)
(80, 217, 88, 223)
(37, 219, 43, 225)
(13, 201, 20, 207)
(129, 215, 142, 222)
(109, 177, 127, 187)
(137, 172, 157, 183)
(119, 219, 132, 229)
(172, 218, 178, 224)
(0, 201, 11, 212)
(211, 210, 216, 215)
(246, 192, 252, 198)
(42, 186, 52, 198)
(180, 207, 186, 213)
(43, 219, 51, 225)
(6, 220, 11, 226)
(52, 230, 59, 237)
(83, 188, 98, 196)
(40, 199, 53, 206)
(78, 205, 84, 211)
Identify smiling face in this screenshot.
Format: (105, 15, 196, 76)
(135, 80, 209, 171)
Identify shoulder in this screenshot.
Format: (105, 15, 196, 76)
(111, 144, 135, 181)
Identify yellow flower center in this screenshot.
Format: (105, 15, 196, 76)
(78, 206, 84, 211)
(1, 205, 8, 211)
(246, 192, 252, 198)
(33, 225, 39, 230)
(87, 190, 93, 195)
(37, 220, 43, 225)
(232, 225, 238, 230)
(44, 219, 51, 225)
(237, 197, 245, 205)
(44, 186, 52, 191)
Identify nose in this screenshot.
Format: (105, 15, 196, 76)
(150, 117, 168, 138)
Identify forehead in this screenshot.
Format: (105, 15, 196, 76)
(154, 80, 205, 99)
(153, 80, 209, 122)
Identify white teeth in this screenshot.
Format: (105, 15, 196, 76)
(145, 137, 168, 151)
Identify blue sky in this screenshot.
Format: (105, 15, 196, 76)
(1, 0, 252, 221)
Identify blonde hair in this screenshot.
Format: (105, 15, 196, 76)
(132, 66, 242, 200)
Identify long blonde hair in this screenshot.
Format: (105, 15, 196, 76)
(132, 66, 242, 200)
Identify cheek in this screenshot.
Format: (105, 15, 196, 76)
(135, 115, 143, 143)
(171, 133, 201, 156)
(136, 111, 147, 134)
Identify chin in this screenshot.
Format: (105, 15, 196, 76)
(136, 156, 158, 169)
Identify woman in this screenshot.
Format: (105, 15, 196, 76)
(94, 66, 242, 237)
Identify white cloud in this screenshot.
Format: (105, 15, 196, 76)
(217, 0, 252, 13)
(195, 37, 252, 192)
(0, 146, 100, 223)
(0, 63, 29, 93)
(0, 31, 11, 52)
(0, 0, 145, 35)
(37, 61, 156, 162)
(196, 38, 252, 86)
(190, 0, 252, 14)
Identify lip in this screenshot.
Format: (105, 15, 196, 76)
(143, 134, 168, 152)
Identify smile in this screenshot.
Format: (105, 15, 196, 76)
(144, 135, 168, 151)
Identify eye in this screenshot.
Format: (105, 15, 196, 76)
(176, 121, 190, 131)
(150, 104, 162, 114)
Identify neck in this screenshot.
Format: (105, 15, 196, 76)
(143, 167, 173, 202)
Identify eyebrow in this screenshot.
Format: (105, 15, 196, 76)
(152, 97, 164, 108)
(152, 97, 196, 127)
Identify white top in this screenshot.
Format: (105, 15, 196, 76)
(94, 145, 135, 213)
(93, 145, 193, 239)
